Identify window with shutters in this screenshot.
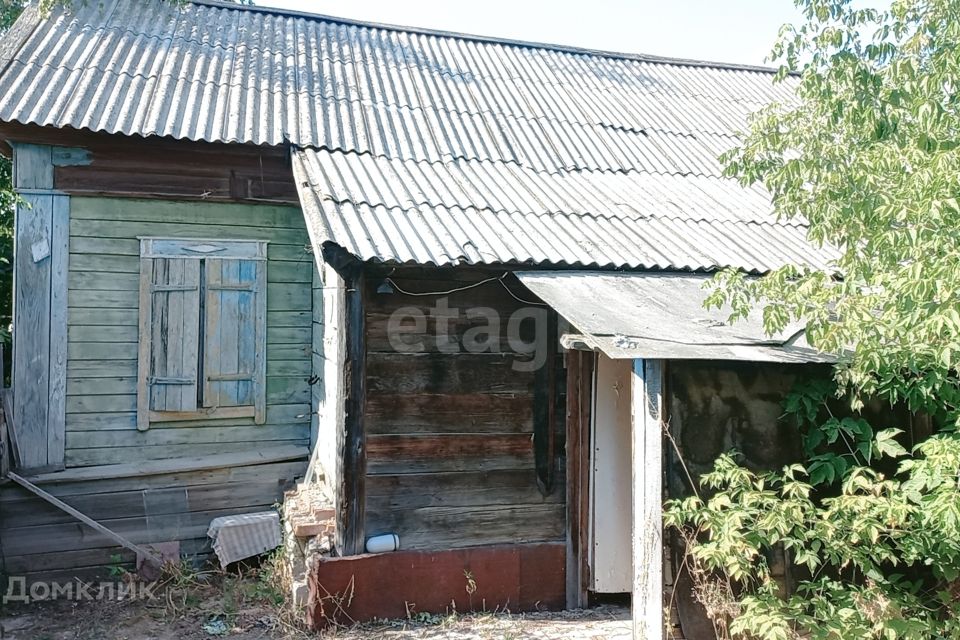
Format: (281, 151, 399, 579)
(136, 238, 268, 430)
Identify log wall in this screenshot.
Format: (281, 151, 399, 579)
(361, 267, 566, 551)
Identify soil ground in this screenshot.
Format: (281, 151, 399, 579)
(0, 569, 632, 640)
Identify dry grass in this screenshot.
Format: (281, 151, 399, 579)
(1, 562, 631, 640)
(323, 605, 631, 640)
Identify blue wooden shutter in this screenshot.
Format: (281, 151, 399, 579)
(137, 257, 202, 430)
(202, 258, 266, 423)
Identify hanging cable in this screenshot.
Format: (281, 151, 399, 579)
(383, 273, 547, 306)
(384, 275, 500, 297)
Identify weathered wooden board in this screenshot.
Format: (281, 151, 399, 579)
(366, 434, 535, 474)
(48, 195, 69, 467)
(365, 503, 566, 550)
(591, 355, 635, 593)
(67, 289, 138, 308)
(65, 403, 310, 431)
(70, 219, 307, 245)
(68, 270, 139, 290)
(366, 352, 534, 395)
(67, 282, 305, 310)
(65, 440, 308, 467)
(69, 236, 311, 262)
(3, 479, 294, 528)
(70, 198, 304, 228)
(68, 253, 140, 273)
(3, 547, 135, 575)
(13, 192, 52, 469)
(565, 350, 593, 609)
(366, 392, 532, 435)
(66, 424, 308, 449)
(67, 360, 139, 378)
(365, 469, 565, 511)
(68, 342, 138, 360)
(0, 458, 307, 498)
(2, 504, 277, 556)
(266, 359, 312, 376)
(65, 377, 137, 396)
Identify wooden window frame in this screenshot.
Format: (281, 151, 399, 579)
(136, 238, 268, 430)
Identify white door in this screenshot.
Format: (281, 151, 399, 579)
(588, 354, 634, 593)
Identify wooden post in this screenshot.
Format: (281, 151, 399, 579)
(338, 266, 366, 556)
(534, 309, 557, 494)
(565, 349, 583, 609)
(11, 143, 68, 472)
(631, 359, 665, 639)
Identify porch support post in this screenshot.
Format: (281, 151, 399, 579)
(631, 358, 665, 639)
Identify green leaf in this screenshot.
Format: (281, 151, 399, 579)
(875, 428, 908, 459)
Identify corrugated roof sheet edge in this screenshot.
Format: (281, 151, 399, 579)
(190, 0, 788, 75)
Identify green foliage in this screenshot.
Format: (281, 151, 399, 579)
(0, 1, 19, 343)
(668, 0, 960, 637)
(666, 433, 960, 639)
(707, 0, 960, 418)
(0, 0, 24, 31)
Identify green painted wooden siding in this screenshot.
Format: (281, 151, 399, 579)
(65, 197, 314, 467)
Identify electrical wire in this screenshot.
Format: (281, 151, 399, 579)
(384, 275, 500, 296)
(383, 273, 546, 305)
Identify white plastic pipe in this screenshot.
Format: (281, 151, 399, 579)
(365, 533, 400, 554)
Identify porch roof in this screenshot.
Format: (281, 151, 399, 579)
(515, 271, 835, 363)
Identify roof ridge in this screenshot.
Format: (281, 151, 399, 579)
(293, 142, 729, 180)
(311, 193, 805, 231)
(189, 0, 784, 74)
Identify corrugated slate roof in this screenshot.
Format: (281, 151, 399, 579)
(516, 272, 833, 362)
(0, 0, 834, 272)
(293, 148, 835, 271)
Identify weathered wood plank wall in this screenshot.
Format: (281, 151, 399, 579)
(0, 122, 297, 204)
(64, 197, 313, 466)
(0, 455, 306, 585)
(361, 267, 566, 551)
(0, 123, 313, 580)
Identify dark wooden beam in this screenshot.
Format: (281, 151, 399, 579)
(534, 311, 558, 495)
(565, 349, 594, 608)
(338, 265, 367, 556)
(578, 352, 594, 602)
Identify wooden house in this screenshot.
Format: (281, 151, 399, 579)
(0, 0, 844, 635)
